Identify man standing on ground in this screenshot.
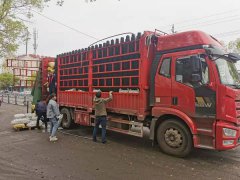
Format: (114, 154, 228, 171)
(93, 91, 113, 144)
(36, 99, 48, 130)
(47, 93, 60, 142)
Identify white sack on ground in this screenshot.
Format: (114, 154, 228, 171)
(26, 120, 42, 128)
(11, 118, 30, 125)
(14, 114, 26, 119)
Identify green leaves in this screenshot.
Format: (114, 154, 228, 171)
(227, 38, 240, 53)
(236, 40, 240, 50)
(0, 0, 43, 58)
(0, 73, 15, 89)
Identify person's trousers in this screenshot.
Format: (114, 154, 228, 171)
(49, 117, 58, 137)
(93, 116, 107, 142)
(36, 112, 47, 129)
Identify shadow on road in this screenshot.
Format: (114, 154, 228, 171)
(61, 125, 240, 164)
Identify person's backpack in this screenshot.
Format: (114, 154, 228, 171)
(36, 102, 47, 113)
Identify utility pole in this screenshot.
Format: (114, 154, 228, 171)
(171, 24, 176, 34)
(33, 28, 38, 55)
(25, 29, 30, 55)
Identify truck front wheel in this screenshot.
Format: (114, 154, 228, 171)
(157, 119, 193, 157)
(60, 108, 72, 129)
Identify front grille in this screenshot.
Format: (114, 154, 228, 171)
(235, 101, 240, 123)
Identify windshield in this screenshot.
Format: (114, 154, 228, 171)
(215, 57, 240, 86)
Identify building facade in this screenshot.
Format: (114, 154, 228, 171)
(5, 54, 41, 91)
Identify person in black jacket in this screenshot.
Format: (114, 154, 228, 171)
(36, 99, 48, 130)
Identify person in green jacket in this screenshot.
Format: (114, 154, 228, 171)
(93, 91, 113, 143)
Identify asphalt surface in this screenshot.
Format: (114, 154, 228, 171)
(0, 103, 240, 180)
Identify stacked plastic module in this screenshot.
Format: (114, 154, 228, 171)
(92, 33, 141, 92)
(57, 33, 142, 92)
(58, 48, 89, 92)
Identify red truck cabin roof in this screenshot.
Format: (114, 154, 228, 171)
(157, 30, 222, 52)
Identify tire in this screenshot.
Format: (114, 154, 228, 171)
(60, 108, 72, 129)
(156, 119, 193, 157)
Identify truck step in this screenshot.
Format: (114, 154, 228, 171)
(108, 126, 143, 137)
(195, 144, 215, 149)
(197, 128, 213, 136)
(108, 117, 143, 126)
(108, 118, 143, 137)
(90, 116, 144, 137)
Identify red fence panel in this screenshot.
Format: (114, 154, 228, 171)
(58, 91, 90, 109)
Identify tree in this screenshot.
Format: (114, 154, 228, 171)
(0, 59, 8, 72)
(0, 0, 116, 58)
(45, 0, 119, 6)
(0, 0, 44, 58)
(0, 72, 15, 89)
(227, 38, 240, 53)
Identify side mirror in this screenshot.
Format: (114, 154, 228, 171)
(191, 74, 202, 82)
(228, 53, 240, 62)
(190, 56, 201, 72)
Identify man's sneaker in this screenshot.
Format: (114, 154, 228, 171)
(49, 136, 58, 142)
(53, 136, 58, 140)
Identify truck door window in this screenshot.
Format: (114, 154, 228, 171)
(159, 58, 171, 78)
(175, 55, 209, 87)
(176, 57, 189, 85)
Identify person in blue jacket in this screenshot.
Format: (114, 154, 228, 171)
(47, 93, 61, 142)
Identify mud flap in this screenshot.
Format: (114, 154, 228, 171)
(149, 118, 158, 145)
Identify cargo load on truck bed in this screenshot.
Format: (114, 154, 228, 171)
(57, 32, 154, 120)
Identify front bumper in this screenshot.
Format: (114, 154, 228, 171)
(215, 121, 240, 150)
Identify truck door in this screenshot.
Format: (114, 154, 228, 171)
(154, 55, 172, 107)
(171, 54, 195, 116)
(171, 52, 216, 117)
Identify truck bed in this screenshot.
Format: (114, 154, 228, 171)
(58, 91, 141, 116)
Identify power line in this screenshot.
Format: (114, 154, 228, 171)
(31, 9, 240, 43)
(179, 18, 240, 33)
(31, 9, 98, 40)
(214, 29, 240, 37)
(178, 15, 240, 29)
(159, 8, 240, 30)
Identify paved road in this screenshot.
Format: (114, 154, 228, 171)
(0, 103, 240, 180)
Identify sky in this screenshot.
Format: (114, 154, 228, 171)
(17, 0, 240, 57)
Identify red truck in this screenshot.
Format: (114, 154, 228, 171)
(55, 30, 240, 157)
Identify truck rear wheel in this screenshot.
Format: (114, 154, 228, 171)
(60, 108, 72, 129)
(157, 119, 193, 157)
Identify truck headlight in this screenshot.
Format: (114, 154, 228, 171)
(223, 128, 237, 137)
(223, 140, 234, 146)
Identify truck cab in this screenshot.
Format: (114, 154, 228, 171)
(151, 31, 240, 157)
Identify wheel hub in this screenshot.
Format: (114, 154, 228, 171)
(164, 128, 183, 148)
(62, 114, 67, 124)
